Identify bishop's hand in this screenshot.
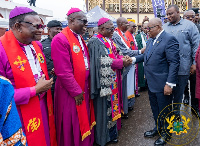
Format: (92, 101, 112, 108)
(35, 74, 53, 94)
(74, 91, 84, 105)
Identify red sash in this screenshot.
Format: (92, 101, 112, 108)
(125, 31, 136, 50)
(115, 28, 130, 48)
(0, 30, 57, 146)
(62, 27, 96, 141)
(95, 33, 121, 121)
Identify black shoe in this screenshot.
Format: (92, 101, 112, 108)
(154, 136, 171, 146)
(144, 130, 158, 138)
(121, 113, 128, 119)
(135, 94, 140, 97)
(154, 137, 166, 146)
(128, 107, 133, 111)
(110, 139, 118, 144)
(183, 98, 189, 105)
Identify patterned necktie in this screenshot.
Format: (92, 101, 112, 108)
(146, 38, 156, 59)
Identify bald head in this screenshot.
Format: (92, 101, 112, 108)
(184, 10, 195, 16)
(129, 21, 135, 26)
(116, 17, 129, 32)
(148, 18, 162, 27)
(147, 18, 163, 38)
(117, 17, 127, 25)
(127, 21, 137, 33)
(184, 10, 195, 22)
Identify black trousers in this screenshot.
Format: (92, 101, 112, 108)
(184, 74, 199, 108)
(148, 89, 173, 132)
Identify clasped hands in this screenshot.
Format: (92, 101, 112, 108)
(122, 55, 132, 67)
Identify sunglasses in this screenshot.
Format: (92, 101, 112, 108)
(20, 21, 46, 29)
(104, 27, 115, 32)
(185, 15, 195, 19)
(147, 25, 158, 31)
(132, 25, 137, 28)
(74, 18, 88, 24)
(164, 18, 168, 20)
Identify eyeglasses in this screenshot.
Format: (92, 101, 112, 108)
(147, 25, 158, 31)
(20, 21, 46, 29)
(74, 18, 88, 24)
(164, 18, 168, 20)
(104, 27, 115, 32)
(185, 15, 195, 19)
(132, 25, 137, 28)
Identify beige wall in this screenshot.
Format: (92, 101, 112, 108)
(110, 13, 155, 25)
(122, 14, 138, 23)
(109, 14, 121, 19)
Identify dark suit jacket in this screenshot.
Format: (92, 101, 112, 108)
(136, 31, 180, 93)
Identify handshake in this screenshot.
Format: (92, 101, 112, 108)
(122, 56, 133, 67)
(122, 47, 146, 67)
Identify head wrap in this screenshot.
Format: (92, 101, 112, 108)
(98, 17, 110, 26)
(9, 6, 34, 19)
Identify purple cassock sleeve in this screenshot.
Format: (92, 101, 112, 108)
(0, 42, 36, 105)
(51, 33, 83, 97)
(111, 59, 123, 70)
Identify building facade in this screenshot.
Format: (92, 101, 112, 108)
(85, 0, 200, 24)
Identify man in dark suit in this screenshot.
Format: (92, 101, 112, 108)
(134, 18, 180, 146)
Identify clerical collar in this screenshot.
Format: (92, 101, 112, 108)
(17, 39, 31, 47)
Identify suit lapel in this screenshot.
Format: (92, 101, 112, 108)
(144, 39, 151, 63)
(146, 31, 165, 62)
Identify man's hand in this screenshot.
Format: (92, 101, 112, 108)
(190, 64, 196, 74)
(35, 74, 53, 94)
(141, 47, 146, 54)
(74, 91, 84, 105)
(123, 55, 132, 63)
(122, 56, 132, 67)
(164, 84, 172, 96)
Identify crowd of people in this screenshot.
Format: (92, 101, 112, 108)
(0, 4, 200, 146)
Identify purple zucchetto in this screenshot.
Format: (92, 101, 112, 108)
(98, 17, 110, 26)
(9, 6, 34, 19)
(67, 8, 82, 16)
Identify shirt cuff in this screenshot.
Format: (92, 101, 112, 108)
(30, 86, 36, 97)
(131, 57, 136, 64)
(166, 82, 176, 88)
(139, 50, 141, 54)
